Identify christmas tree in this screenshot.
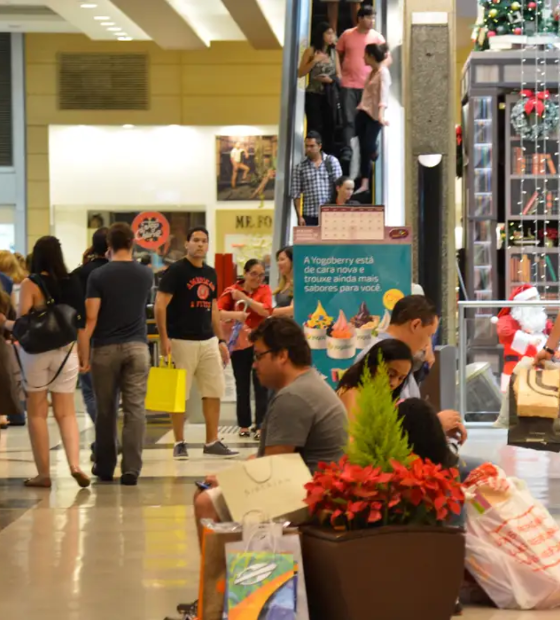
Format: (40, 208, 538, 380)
(474, 0, 559, 50)
(346, 358, 412, 472)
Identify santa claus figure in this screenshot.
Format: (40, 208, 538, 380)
(492, 284, 552, 392)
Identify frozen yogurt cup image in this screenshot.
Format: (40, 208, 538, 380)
(351, 302, 380, 349)
(304, 300, 333, 350)
(327, 310, 356, 360)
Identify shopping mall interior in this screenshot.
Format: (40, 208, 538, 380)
(2, 0, 560, 618)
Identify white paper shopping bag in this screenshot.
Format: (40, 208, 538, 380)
(217, 454, 312, 524)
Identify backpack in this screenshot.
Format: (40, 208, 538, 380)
(13, 274, 77, 354)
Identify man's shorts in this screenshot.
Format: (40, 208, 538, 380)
(171, 337, 226, 400)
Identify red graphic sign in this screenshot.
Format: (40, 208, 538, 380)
(131, 211, 170, 250)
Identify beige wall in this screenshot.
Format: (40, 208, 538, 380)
(25, 34, 283, 248)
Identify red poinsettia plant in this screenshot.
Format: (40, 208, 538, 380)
(304, 361, 465, 530)
(304, 455, 464, 530)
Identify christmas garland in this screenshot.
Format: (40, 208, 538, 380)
(510, 90, 560, 141)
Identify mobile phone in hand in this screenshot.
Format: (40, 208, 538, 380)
(195, 481, 211, 491)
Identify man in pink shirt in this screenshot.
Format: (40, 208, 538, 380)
(337, 5, 385, 167)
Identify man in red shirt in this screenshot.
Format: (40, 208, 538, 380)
(337, 4, 385, 167)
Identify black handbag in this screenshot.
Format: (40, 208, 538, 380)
(13, 274, 77, 354)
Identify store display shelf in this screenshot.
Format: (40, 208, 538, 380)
(508, 215, 559, 220)
(507, 246, 560, 252)
(510, 175, 560, 180)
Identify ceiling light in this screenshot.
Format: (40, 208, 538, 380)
(122, 124, 135, 129)
(118, 37, 133, 41)
(107, 27, 122, 31)
(100, 22, 114, 26)
(94, 16, 110, 20)
(80, 3, 98, 8)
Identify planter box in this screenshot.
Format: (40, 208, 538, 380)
(301, 525, 465, 620)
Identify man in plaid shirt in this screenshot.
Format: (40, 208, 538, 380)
(291, 131, 343, 226)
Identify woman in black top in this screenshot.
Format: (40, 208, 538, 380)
(15, 236, 90, 488)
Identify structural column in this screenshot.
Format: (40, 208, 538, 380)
(404, 1, 456, 342)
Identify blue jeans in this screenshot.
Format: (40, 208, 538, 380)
(79, 372, 97, 423)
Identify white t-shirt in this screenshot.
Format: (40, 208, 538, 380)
(230, 147, 243, 164)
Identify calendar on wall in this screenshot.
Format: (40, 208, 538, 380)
(320, 206, 385, 241)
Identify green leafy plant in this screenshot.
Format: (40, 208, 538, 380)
(346, 358, 412, 471)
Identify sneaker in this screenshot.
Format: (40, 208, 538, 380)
(203, 440, 239, 458)
(173, 442, 189, 460)
(91, 464, 114, 483)
(177, 600, 198, 619)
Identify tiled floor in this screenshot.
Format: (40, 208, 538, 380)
(1, 399, 560, 619)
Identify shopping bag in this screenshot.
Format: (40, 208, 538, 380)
(217, 454, 312, 524)
(221, 300, 251, 353)
(515, 366, 560, 419)
(225, 551, 296, 620)
(465, 463, 560, 609)
(145, 356, 186, 413)
(226, 521, 309, 620)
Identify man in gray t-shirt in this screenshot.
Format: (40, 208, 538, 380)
(257, 368, 347, 472)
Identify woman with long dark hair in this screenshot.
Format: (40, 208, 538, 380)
(272, 246, 293, 318)
(298, 21, 341, 155)
(338, 339, 413, 421)
(218, 259, 272, 439)
(14, 236, 90, 488)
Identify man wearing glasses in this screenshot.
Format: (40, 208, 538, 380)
(192, 317, 347, 542)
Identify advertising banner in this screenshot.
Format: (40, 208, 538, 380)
(294, 239, 411, 387)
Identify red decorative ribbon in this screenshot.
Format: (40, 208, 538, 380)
(521, 89, 550, 116)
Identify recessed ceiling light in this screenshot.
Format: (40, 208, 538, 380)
(107, 27, 122, 31)
(80, 3, 98, 8)
(94, 16, 110, 20)
(118, 37, 133, 41)
(122, 124, 135, 129)
(100, 22, 114, 26)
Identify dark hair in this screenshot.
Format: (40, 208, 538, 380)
(365, 43, 389, 63)
(390, 295, 438, 327)
(305, 130, 323, 146)
(335, 175, 353, 189)
(108, 222, 134, 252)
(244, 258, 264, 273)
(276, 245, 293, 262)
(139, 254, 152, 266)
(250, 317, 312, 368)
(337, 339, 413, 398)
(311, 21, 333, 52)
(187, 226, 209, 242)
(397, 399, 458, 468)
(92, 227, 109, 256)
(357, 5, 376, 19)
(31, 236, 68, 280)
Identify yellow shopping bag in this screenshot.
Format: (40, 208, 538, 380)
(145, 357, 186, 413)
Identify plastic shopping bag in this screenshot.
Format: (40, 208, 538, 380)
(221, 299, 251, 353)
(465, 463, 560, 609)
(145, 356, 186, 413)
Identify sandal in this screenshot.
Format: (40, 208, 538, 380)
(254, 430, 261, 441)
(71, 469, 91, 488)
(24, 476, 52, 488)
(238, 429, 251, 438)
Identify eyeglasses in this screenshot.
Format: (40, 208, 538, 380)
(254, 349, 273, 362)
(248, 271, 265, 279)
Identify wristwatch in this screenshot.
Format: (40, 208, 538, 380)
(544, 346, 555, 356)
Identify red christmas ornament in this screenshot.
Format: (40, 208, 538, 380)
(487, 30, 497, 37)
(514, 27, 523, 34)
(528, 1, 537, 8)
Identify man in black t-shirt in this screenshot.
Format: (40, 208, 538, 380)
(155, 226, 239, 460)
(81, 223, 153, 486)
(72, 227, 109, 425)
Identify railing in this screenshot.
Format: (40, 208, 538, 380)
(458, 299, 560, 421)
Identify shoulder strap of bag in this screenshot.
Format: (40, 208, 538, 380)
(13, 342, 75, 391)
(324, 154, 336, 184)
(29, 274, 55, 305)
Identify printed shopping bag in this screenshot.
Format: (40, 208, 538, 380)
(515, 367, 560, 419)
(465, 463, 560, 609)
(225, 551, 296, 620)
(220, 299, 251, 352)
(145, 357, 186, 413)
(227, 526, 309, 620)
(217, 454, 312, 524)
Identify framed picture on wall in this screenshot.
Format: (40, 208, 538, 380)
(216, 135, 277, 202)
